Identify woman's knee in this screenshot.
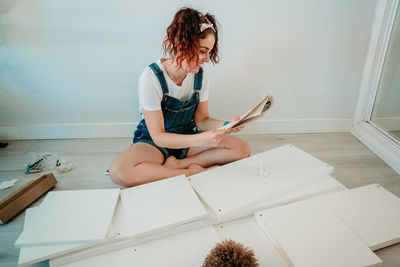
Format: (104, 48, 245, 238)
(108, 143, 164, 187)
(238, 139, 251, 158)
(109, 162, 140, 187)
(224, 136, 251, 160)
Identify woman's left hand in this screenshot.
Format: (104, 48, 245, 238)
(228, 116, 245, 133)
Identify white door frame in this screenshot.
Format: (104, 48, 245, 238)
(352, 0, 400, 175)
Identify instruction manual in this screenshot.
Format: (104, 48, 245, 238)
(218, 95, 274, 130)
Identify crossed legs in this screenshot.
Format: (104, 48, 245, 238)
(164, 135, 250, 169)
(109, 135, 250, 187)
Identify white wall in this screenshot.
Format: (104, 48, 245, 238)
(0, 0, 377, 139)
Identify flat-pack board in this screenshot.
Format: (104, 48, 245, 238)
(120, 175, 208, 237)
(255, 209, 382, 267)
(15, 189, 120, 247)
(219, 175, 346, 221)
(190, 144, 333, 218)
(258, 183, 400, 250)
(53, 226, 220, 267)
(18, 196, 129, 267)
(18, 207, 86, 267)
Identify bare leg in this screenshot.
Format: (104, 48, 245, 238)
(164, 135, 250, 169)
(109, 143, 205, 187)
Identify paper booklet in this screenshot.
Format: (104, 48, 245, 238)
(218, 95, 274, 130)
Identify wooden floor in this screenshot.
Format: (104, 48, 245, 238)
(1, 133, 400, 267)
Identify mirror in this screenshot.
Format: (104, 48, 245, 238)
(370, 6, 400, 141)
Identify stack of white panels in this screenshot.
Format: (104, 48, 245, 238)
(21, 145, 399, 267)
(42, 146, 344, 266)
(49, 175, 347, 266)
(190, 144, 334, 219)
(49, 175, 211, 266)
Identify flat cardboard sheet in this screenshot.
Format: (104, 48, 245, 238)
(255, 209, 382, 267)
(56, 226, 220, 267)
(190, 144, 333, 218)
(0, 173, 57, 224)
(15, 189, 120, 247)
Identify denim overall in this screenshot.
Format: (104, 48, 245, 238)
(133, 62, 203, 159)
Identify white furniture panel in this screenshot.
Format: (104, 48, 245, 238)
(317, 184, 400, 250)
(18, 197, 128, 267)
(257, 183, 400, 250)
(220, 175, 346, 221)
(255, 209, 382, 267)
(190, 144, 333, 218)
(50, 205, 216, 266)
(15, 189, 120, 247)
(58, 226, 220, 267)
(120, 175, 208, 237)
(267, 174, 345, 204)
(18, 207, 83, 267)
(214, 216, 289, 267)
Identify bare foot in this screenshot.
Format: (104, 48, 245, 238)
(164, 156, 179, 169)
(187, 164, 206, 176)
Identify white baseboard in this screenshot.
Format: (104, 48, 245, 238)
(0, 122, 137, 140)
(0, 118, 353, 140)
(351, 122, 400, 175)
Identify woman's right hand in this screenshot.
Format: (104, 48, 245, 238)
(197, 129, 229, 147)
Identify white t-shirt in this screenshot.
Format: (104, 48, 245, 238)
(138, 59, 209, 116)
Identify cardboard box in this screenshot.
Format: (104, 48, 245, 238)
(0, 173, 57, 224)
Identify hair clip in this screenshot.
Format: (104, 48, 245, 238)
(199, 16, 215, 33)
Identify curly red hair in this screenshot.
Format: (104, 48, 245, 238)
(163, 7, 220, 68)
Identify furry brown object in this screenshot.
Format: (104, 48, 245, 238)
(202, 239, 259, 267)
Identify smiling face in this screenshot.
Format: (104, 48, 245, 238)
(183, 33, 216, 73)
(163, 9, 219, 73)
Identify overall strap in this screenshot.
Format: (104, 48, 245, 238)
(194, 68, 203, 91)
(148, 63, 169, 95)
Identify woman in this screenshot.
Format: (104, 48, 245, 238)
(109, 7, 250, 187)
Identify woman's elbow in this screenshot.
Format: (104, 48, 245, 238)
(150, 134, 164, 147)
